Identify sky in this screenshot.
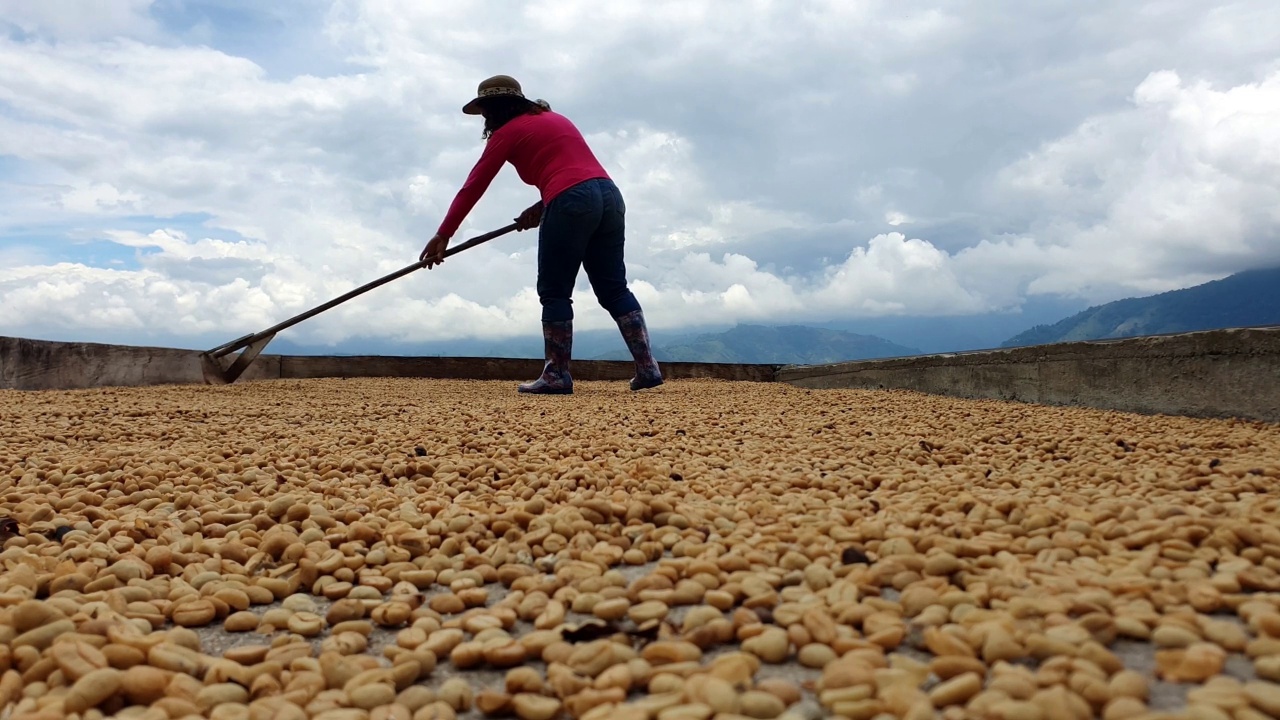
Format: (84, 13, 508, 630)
(2, 0, 1279, 349)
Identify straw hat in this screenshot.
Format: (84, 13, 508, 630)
(463, 75, 533, 115)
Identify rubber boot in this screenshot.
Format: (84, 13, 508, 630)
(614, 309, 663, 391)
(518, 320, 574, 394)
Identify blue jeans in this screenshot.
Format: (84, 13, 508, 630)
(536, 177, 642, 323)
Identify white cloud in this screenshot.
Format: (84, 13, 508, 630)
(1, 1, 1279, 350)
(581, 125, 814, 252)
(981, 67, 1280, 300)
(59, 182, 144, 213)
(0, 0, 159, 42)
(104, 229, 272, 262)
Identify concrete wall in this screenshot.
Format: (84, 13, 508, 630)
(777, 326, 1280, 424)
(280, 355, 777, 383)
(5, 328, 1277, 423)
(0, 336, 777, 391)
(0, 336, 281, 391)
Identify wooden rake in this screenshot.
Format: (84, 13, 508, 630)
(201, 223, 519, 384)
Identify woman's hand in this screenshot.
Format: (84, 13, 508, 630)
(420, 233, 449, 268)
(515, 202, 543, 231)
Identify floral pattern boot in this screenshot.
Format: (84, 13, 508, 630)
(615, 310, 664, 391)
(518, 320, 574, 394)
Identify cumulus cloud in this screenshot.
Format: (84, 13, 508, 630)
(0, 0, 160, 42)
(975, 67, 1280, 300)
(1, 1, 1279, 349)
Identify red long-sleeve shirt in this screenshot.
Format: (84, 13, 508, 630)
(435, 110, 611, 239)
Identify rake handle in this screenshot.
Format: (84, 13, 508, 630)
(207, 222, 520, 358)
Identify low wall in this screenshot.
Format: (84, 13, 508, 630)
(0, 336, 777, 391)
(0, 336, 281, 391)
(6, 328, 1277, 423)
(776, 326, 1280, 424)
(280, 355, 777, 383)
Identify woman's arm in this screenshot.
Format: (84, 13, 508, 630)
(435, 133, 512, 240)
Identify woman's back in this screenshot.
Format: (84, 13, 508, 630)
(495, 110, 610, 204)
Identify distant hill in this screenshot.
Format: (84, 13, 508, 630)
(810, 294, 1090, 353)
(1002, 267, 1280, 348)
(267, 326, 656, 360)
(592, 324, 921, 365)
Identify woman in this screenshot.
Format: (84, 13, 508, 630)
(420, 75, 663, 395)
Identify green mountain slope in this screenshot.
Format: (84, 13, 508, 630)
(1003, 267, 1280, 347)
(592, 324, 922, 364)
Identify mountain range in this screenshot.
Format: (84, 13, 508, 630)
(45, 266, 1267, 366)
(258, 290, 1089, 362)
(257, 266, 1278, 365)
(1002, 266, 1280, 348)
(589, 325, 921, 364)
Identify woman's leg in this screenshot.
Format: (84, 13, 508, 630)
(519, 181, 601, 394)
(582, 179, 663, 390)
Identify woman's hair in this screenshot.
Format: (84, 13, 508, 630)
(481, 96, 551, 139)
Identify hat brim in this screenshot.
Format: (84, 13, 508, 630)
(462, 90, 532, 115)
